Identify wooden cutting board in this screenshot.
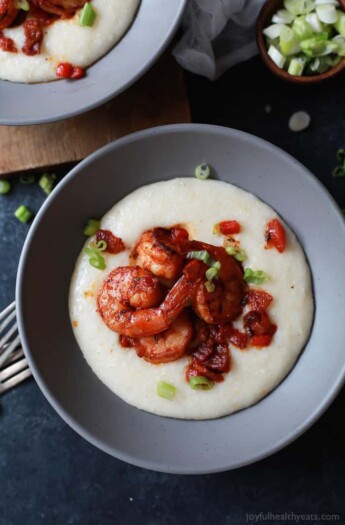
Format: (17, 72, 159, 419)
(0, 50, 191, 176)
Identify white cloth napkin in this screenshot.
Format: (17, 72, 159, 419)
(173, 0, 265, 80)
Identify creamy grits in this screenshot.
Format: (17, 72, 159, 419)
(0, 0, 140, 83)
(69, 178, 314, 420)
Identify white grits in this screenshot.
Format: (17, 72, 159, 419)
(69, 178, 314, 420)
(0, 0, 140, 83)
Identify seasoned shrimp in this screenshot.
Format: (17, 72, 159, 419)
(134, 311, 193, 364)
(190, 243, 246, 324)
(134, 227, 187, 281)
(97, 261, 204, 338)
(30, 0, 85, 17)
(0, 0, 18, 30)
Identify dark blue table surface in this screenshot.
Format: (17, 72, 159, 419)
(1, 57, 345, 525)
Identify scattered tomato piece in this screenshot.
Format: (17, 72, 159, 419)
(245, 289, 273, 310)
(265, 218, 286, 253)
(218, 220, 241, 235)
(71, 66, 84, 79)
(96, 230, 125, 254)
(171, 227, 189, 241)
(250, 334, 273, 347)
(56, 62, 85, 79)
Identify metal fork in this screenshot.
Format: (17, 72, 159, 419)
(0, 301, 32, 393)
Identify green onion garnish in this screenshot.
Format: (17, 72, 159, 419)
(205, 267, 218, 281)
(39, 173, 55, 195)
(243, 268, 269, 285)
(226, 245, 247, 262)
(332, 165, 345, 177)
(187, 250, 216, 266)
(83, 218, 100, 236)
(84, 241, 107, 270)
(157, 381, 176, 401)
(14, 205, 33, 224)
(79, 2, 96, 27)
(194, 164, 211, 180)
(0, 180, 11, 195)
(336, 148, 345, 163)
(204, 281, 215, 293)
(189, 376, 214, 390)
(16, 0, 29, 11)
(19, 174, 35, 185)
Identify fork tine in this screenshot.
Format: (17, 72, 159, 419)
(1, 367, 31, 393)
(3, 348, 24, 366)
(0, 357, 28, 382)
(0, 334, 20, 368)
(0, 321, 18, 349)
(0, 308, 16, 334)
(0, 301, 15, 322)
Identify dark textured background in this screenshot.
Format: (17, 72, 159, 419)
(0, 57, 345, 525)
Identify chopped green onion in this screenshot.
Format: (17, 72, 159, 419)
(284, 0, 314, 16)
(204, 281, 215, 292)
(0, 180, 11, 195)
(84, 241, 107, 270)
(194, 164, 211, 180)
(263, 23, 288, 40)
(288, 110, 311, 132)
(268, 45, 286, 68)
(334, 10, 345, 36)
(189, 376, 214, 390)
(14, 205, 33, 224)
(206, 267, 219, 281)
(225, 245, 247, 262)
(84, 219, 100, 236)
(16, 0, 29, 10)
(39, 173, 55, 194)
(300, 33, 337, 56)
(288, 56, 307, 74)
(79, 2, 96, 27)
(316, 4, 337, 24)
(187, 250, 216, 266)
(332, 165, 345, 177)
(336, 148, 345, 162)
(292, 15, 314, 39)
(243, 268, 269, 285)
(280, 26, 301, 55)
(333, 34, 345, 55)
(157, 381, 176, 400)
(19, 174, 35, 185)
(272, 9, 295, 24)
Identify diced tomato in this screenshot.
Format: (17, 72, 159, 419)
(22, 19, 43, 56)
(250, 334, 273, 347)
(243, 310, 277, 337)
(185, 359, 224, 383)
(218, 220, 241, 235)
(245, 289, 273, 310)
(56, 62, 73, 78)
(228, 328, 248, 349)
(71, 66, 84, 79)
(0, 32, 17, 53)
(171, 227, 189, 242)
(96, 229, 125, 254)
(265, 219, 286, 253)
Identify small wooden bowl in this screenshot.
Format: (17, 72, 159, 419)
(257, 0, 345, 83)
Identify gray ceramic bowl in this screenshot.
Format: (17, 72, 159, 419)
(0, 0, 187, 126)
(17, 124, 345, 474)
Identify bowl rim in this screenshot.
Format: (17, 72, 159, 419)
(0, 0, 187, 126)
(16, 124, 345, 474)
(256, 0, 345, 84)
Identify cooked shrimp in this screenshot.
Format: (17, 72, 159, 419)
(30, 0, 85, 17)
(133, 311, 192, 364)
(190, 243, 246, 324)
(134, 227, 186, 281)
(97, 261, 204, 338)
(0, 0, 18, 30)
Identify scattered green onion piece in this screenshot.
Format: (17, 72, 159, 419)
(39, 173, 55, 195)
(79, 2, 96, 27)
(189, 376, 214, 390)
(332, 165, 345, 177)
(194, 163, 211, 180)
(157, 381, 176, 400)
(280, 26, 301, 55)
(336, 148, 345, 162)
(288, 56, 307, 74)
(268, 45, 286, 68)
(19, 174, 35, 185)
(83, 218, 100, 236)
(243, 268, 269, 285)
(316, 4, 338, 24)
(17, 0, 29, 11)
(84, 242, 107, 270)
(187, 250, 216, 266)
(288, 111, 311, 132)
(0, 180, 11, 195)
(225, 245, 247, 262)
(206, 267, 219, 282)
(14, 204, 33, 224)
(204, 281, 215, 293)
